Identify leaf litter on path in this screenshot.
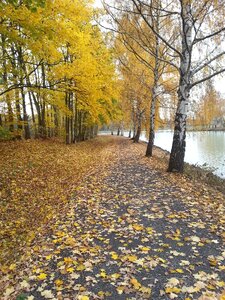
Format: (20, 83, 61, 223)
(0, 136, 225, 299)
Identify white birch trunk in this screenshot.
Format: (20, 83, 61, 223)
(146, 10, 160, 157)
(168, 1, 192, 172)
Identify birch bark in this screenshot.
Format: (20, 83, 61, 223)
(168, 1, 192, 172)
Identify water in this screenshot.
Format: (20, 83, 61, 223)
(153, 130, 225, 178)
(99, 130, 225, 178)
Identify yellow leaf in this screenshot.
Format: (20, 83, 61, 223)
(165, 287, 181, 294)
(198, 242, 204, 247)
(168, 214, 176, 218)
(9, 263, 16, 271)
(132, 224, 144, 231)
(140, 246, 150, 252)
(208, 257, 217, 266)
(130, 277, 141, 290)
(217, 281, 225, 287)
(207, 284, 215, 290)
(175, 269, 184, 273)
(100, 271, 107, 278)
(78, 296, 89, 300)
(220, 294, 225, 300)
(64, 257, 73, 264)
(111, 273, 121, 279)
(117, 286, 124, 294)
(139, 286, 151, 294)
(111, 252, 118, 260)
(176, 229, 180, 235)
(127, 255, 138, 262)
(55, 279, 63, 286)
(66, 267, 74, 273)
(77, 264, 85, 271)
(37, 273, 47, 280)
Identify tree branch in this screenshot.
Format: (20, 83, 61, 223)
(191, 68, 225, 88)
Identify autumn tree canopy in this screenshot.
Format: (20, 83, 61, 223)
(0, 0, 121, 143)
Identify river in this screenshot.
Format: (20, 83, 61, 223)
(100, 130, 225, 178)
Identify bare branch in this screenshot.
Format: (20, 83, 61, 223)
(194, 27, 225, 44)
(191, 68, 225, 88)
(130, 0, 182, 57)
(192, 51, 225, 75)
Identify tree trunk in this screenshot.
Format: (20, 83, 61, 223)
(6, 96, 14, 132)
(11, 43, 22, 138)
(40, 100, 46, 138)
(32, 92, 41, 138)
(168, 2, 192, 172)
(146, 82, 158, 156)
(65, 92, 70, 144)
(29, 91, 37, 138)
(70, 92, 74, 143)
(1, 35, 14, 133)
(73, 95, 78, 143)
(146, 30, 160, 157)
(132, 104, 136, 139)
(53, 106, 58, 137)
(21, 88, 31, 139)
(134, 112, 142, 143)
(17, 45, 31, 139)
(133, 123, 141, 143)
(128, 129, 131, 138)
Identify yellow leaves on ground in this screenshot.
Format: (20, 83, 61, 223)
(130, 277, 151, 295)
(0, 138, 119, 270)
(1, 137, 225, 299)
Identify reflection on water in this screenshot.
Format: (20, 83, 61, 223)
(153, 131, 225, 178)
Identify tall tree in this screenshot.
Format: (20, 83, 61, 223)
(104, 0, 173, 155)
(112, 0, 225, 172)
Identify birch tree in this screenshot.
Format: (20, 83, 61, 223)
(108, 0, 225, 172)
(104, 0, 174, 156)
(130, 0, 225, 172)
